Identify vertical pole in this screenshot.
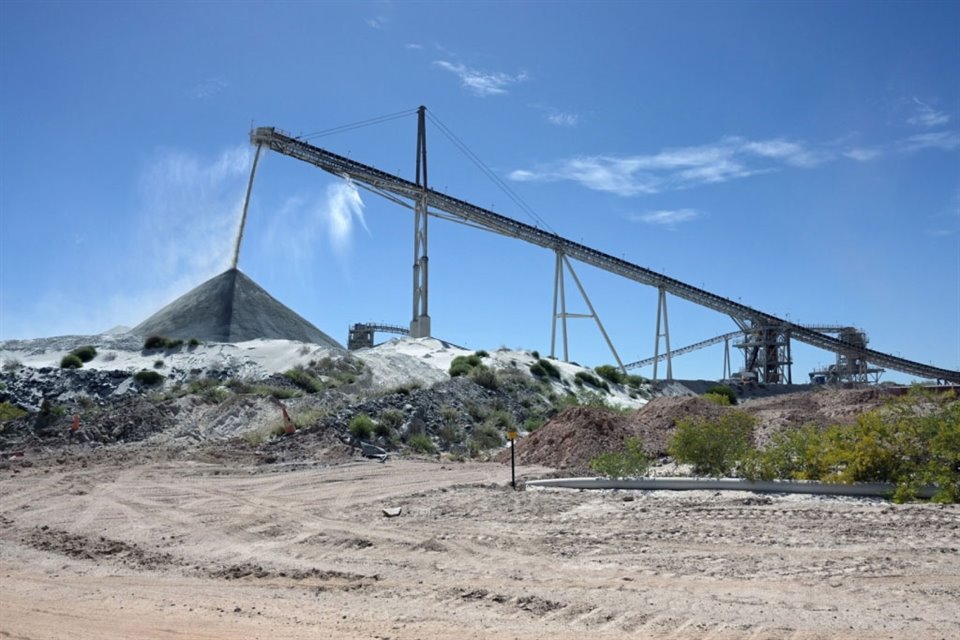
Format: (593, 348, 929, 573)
(232, 143, 262, 270)
(559, 253, 569, 362)
(550, 251, 561, 358)
(662, 289, 672, 381)
(510, 439, 516, 489)
(652, 288, 663, 381)
(411, 106, 431, 338)
(723, 336, 731, 380)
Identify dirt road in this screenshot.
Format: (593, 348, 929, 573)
(2, 456, 958, 639)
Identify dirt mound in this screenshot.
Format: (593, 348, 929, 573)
(500, 406, 636, 472)
(626, 396, 727, 456)
(131, 268, 343, 348)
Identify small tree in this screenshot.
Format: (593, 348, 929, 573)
(705, 385, 738, 406)
(71, 345, 97, 362)
(669, 411, 755, 477)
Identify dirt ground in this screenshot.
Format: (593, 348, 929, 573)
(2, 455, 958, 639)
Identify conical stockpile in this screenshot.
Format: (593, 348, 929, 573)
(130, 269, 344, 349)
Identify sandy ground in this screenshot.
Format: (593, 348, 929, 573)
(1, 457, 958, 640)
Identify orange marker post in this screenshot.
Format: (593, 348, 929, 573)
(281, 405, 295, 435)
(71, 414, 80, 433)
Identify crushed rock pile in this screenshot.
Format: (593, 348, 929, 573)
(626, 396, 728, 456)
(131, 269, 343, 348)
(500, 407, 637, 472)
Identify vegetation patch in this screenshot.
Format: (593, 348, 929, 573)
(133, 370, 164, 386)
(589, 437, 651, 478)
(71, 345, 97, 363)
(668, 411, 755, 477)
(574, 371, 610, 393)
(283, 366, 324, 393)
(60, 354, 83, 369)
(0, 401, 27, 422)
(594, 364, 625, 385)
(705, 384, 738, 405)
(408, 432, 436, 454)
(349, 413, 374, 440)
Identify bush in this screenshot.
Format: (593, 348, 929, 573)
(439, 405, 459, 424)
(705, 385, 737, 406)
(188, 378, 229, 403)
(589, 437, 651, 478)
(449, 354, 482, 377)
(283, 366, 324, 393)
(437, 423, 463, 445)
(523, 416, 546, 432)
(538, 358, 561, 380)
(470, 365, 499, 390)
(0, 401, 27, 422)
(60, 354, 83, 369)
(485, 410, 516, 431)
(71, 345, 97, 362)
(154, 359, 165, 369)
(470, 423, 503, 450)
(741, 425, 827, 482)
(529, 362, 547, 378)
(188, 338, 201, 348)
(408, 432, 436, 454)
(594, 364, 625, 385)
(669, 411, 756, 477)
(251, 385, 301, 400)
(575, 371, 609, 392)
(703, 392, 731, 406)
(531, 350, 540, 359)
(133, 370, 164, 386)
(349, 413, 374, 440)
(474, 350, 489, 358)
(379, 408, 404, 430)
(625, 374, 646, 389)
(143, 335, 168, 350)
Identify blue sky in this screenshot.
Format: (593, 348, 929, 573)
(1, 1, 958, 383)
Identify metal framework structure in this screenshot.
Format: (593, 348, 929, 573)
(347, 323, 411, 351)
(248, 122, 960, 385)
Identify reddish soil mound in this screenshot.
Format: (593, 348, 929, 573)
(626, 396, 728, 456)
(499, 406, 636, 472)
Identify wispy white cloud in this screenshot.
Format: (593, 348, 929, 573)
(405, 43, 423, 50)
(190, 77, 228, 100)
(509, 136, 825, 195)
(907, 98, 950, 127)
(630, 209, 701, 228)
(899, 130, 960, 152)
(547, 111, 579, 127)
(366, 15, 388, 29)
(434, 60, 527, 97)
(843, 147, 882, 161)
(323, 180, 369, 255)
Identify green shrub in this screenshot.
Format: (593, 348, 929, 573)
(408, 432, 436, 454)
(705, 384, 737, 406)
(575, 371, 609, 392)
(703, 392, 731, 406)
(251, 384, 301, 400)
(523, 416, 546, 432)
(594, 364, 625, 385)
(589, 437, 651, 478)
(439, 405, 459, 424)
(373, 421, 394, 439)
(143, 335, 167, 350)
(349, 413, 374, 440)
(741, 425, 827, 482)
(379, 408, 404, 430)
(437, 423, 463, 445)
(388, 382, 422, 395)
(538, 359, 561, 380)
(283, 366, 324, 393)
(188, 338, 201, 348)
(625, 374, 646, 389)
(470, 424, 503, 450)
(817, 392, 960, 502)
(470, 365, 499, 390)
(485, 409, 516, 431)
(474, 350, 489, 358)
(531, 350, 540, 359)
(60, 354, 83, 369)
(0, 401, 27, 422)
(133, 370, 164, 386)
(153, 359, 165, 369)
(187, 378, 229, 403)
(669, 411, 756, 477)
(450, 354, 482, 377)
(71, 345, 97, 362)
(529, 362, 547, 378)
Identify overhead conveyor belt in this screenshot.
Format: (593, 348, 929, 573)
(250, 126, 960, 384)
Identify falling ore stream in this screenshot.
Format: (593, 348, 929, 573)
(231, 143, 263, 270)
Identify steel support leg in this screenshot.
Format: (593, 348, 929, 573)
(561, 255, 626, 373)
(652, 287, 672, 381)
(410, 106, 430, 338)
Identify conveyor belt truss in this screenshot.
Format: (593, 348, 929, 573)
(250, 126, 960, 384)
